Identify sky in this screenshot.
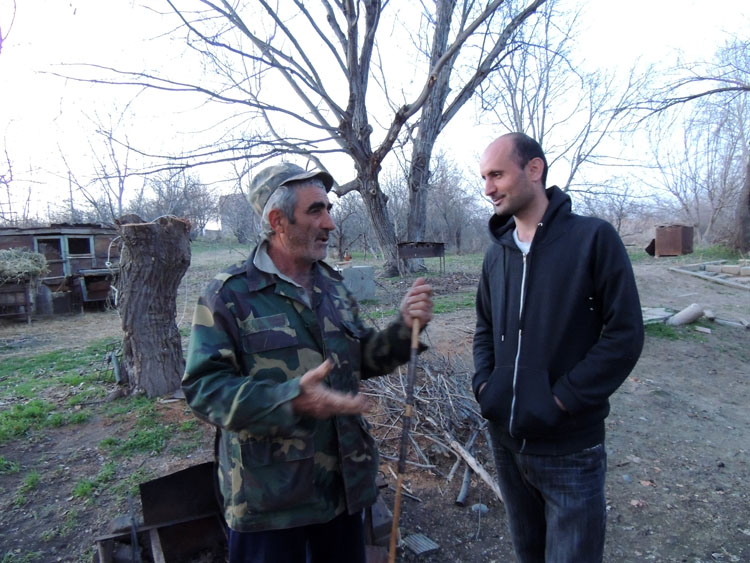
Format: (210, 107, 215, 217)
(0, 0, 748, 219)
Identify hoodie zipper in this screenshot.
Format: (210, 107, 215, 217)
(508, 251, 528, 450)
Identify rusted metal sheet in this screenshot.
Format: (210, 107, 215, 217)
(139, 462, 219, 525)
(95, 462, 226, 562)
(397, 242, 445, 259)
(397, 242, 446, 273)
(655, 225, 693, 257)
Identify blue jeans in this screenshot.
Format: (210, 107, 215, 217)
(489, 432, 607, 563)
(228, 510, 366, 563)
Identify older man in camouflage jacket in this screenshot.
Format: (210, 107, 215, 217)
(182, 163, 433, 563)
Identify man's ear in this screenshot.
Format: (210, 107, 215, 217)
(268, 208, 286, 234)
(527, 157, 544, 183)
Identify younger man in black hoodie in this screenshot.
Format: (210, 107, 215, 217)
(474, 133, 643, 563)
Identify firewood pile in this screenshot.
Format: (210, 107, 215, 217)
(363, 351, 503, 502)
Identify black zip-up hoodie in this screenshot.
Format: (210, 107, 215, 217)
(473, 186, 644, 455)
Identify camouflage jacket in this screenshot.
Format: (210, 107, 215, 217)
(182, 247, 418, 532)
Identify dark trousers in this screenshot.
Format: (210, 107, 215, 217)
(489, 427, 608, 563)
(228, 510, 366, 563)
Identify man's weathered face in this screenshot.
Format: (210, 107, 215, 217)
(480, 136, 541, 218)
(278, 185, 335, 264)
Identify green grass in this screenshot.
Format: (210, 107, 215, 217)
(60, 509, 79, 536)
(644, 323, 681, 340)
(644, 322, 710, 342)
(0, 399, 94, 444)
(19, 471, 40, 494)
(169, 418, 205, 457)
(0, 338, 123, 445)
(0, 339, 117, 402)
(0, 456, 20, 474)
(12, 471, 40, 507)
(1, 551, 43, 563)
(432, 291, 476, 314)
(99, 398, 171, 458)
(111, 466, 155, 499)
(443, 253, 484, 273)
(72, 461, 118, 501)
(179, 419, 197, 432)
(169, 440, 202, 457)
(72, 479, 94, 499)
(0, 400, 55, 443)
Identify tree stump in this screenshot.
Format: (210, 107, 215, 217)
(115, 215, 191, 397)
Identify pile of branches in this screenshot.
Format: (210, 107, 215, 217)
(0, 248, 48, 285)
(363, 351, 502, 503)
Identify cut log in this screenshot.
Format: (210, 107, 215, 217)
(116, 215, 191, 398)
(666, 303, 704, 326)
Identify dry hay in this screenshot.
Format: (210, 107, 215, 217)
(0, 248, 48, 284)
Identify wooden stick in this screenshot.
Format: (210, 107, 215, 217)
(388, 319, 421, 563)
(455, 465, 473, 506)
(445, 432, 504, 503)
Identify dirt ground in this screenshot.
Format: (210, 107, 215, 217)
(1, 257, 749, 562)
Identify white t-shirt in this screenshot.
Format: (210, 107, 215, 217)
(513, 228, 532, 254)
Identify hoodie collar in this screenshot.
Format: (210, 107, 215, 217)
(488, 186, 571, 247)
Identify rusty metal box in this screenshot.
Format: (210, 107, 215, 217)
(655, 225, 693, 256)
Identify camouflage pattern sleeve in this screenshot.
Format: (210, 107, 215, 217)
(182, 285, 302, 436)
(345, 292, 427, 380)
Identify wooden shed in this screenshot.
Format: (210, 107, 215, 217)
(0, 223, 121, 314)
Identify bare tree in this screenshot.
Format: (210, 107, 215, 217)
(0, 143, 39, 227)
(62, 118, 147, 225)
(132, 171, 218, 239)
(0, 144, 15, 225)
(183, 179, 218, 236)
(404, 0, 546, 250)
(480, 1, 643, 192)
(219, 192, 258, 244)
(0, 0, 16, 57)
(628, 38, 750, 251)
(62, 0, 549, 275)
(331, 193, 362, 261)
(644, 93, 747, 245)
(575, 183, 643, 237)
(426, 155, 488, 254)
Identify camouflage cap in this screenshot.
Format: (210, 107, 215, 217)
(248, 163, 334, 218)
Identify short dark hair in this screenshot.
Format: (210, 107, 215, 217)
(509, 132, 548, 187)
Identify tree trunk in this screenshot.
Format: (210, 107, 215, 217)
(406, 150, 431, 273)
(359, 179, 404, 277)
(407, 149, 430, 243)
(115, 214, 191, 397)
(735, 158, 750, 253)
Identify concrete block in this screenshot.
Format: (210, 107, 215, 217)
(740, 267, 750, 277)
(721, 265, 741, 275)
(341, 265, 376, 301)
(705, 264, 723, 273)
